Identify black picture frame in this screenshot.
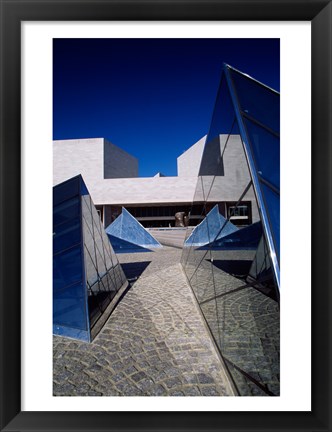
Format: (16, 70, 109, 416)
(0, 1, 331, 431)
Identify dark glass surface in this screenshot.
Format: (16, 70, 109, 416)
(230, 68, 280, 134)
(53, 175, 128, 341)
(53, 218, 81, 255)
(244, 118, 280, 189)
(225, 359, 275, 396)
(53, 245, 83, 291)
(216, 286, 279, 396)
(189, 249, 216, 304)
(181, 65, 280, 396)
(206, 76, 236, 143)
(82, 187, 127, 331)
(200, 77, 236, 176)
(212, 221, 262, 250)
(200, 298, 221, 348)
(53, 281, 87, 330)
(53, 175, 80, 206)
(53, 176, 88, 335)
(94, 240, 108, 281)
(261, 183, 280, 259)
(53, 196, 80, 226)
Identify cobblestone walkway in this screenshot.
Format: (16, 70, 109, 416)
(53, 247, 234, 396)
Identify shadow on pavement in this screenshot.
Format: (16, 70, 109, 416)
(120, 261, 152, 281)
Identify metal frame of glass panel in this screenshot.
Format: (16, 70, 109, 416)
(106, 207, 162, 252)
(53, 176, 90, 341)
(223, 64, 280, 290)
(53, 175, 129, 342)
(181, 63, 280, 396)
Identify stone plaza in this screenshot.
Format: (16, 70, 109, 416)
(53, 246, 235, 396)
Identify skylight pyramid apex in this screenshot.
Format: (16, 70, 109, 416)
(106, 207, 162, 252)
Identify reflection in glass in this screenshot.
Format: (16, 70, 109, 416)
(53, 175, 128, 342)
(181, 64, 280, 395)
(243, 118, 279, 189)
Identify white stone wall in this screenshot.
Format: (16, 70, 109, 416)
(209, 135, 259, 222)
(53, 138, 138, 192)
(191, 135, 259, 223)
(53, 138, 104, 189)
(104, 139, 138, 178)
(91, 176, 198, 206)
(53, 135, 258, 223)
(177, 136, 206, 176)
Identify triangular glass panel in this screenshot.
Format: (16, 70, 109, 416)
(185, 205, 238, 247)
(106, 207, 162, 252)
(53, 175, 128, 342)
(180, 63, 280, 396)
(225, 64, 280, 270)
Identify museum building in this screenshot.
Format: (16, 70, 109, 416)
(53, 134, 258, 229)
(53, 64, 280, 396)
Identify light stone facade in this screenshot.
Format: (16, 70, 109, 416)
(177, 135, 206, 177)
(195, 135, 259, 223)
(53, 135, 259, 227)
(53, 138, 138, 187)
(90, 176, 198, 206)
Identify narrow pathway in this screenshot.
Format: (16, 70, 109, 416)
(53, 247, 234, 396)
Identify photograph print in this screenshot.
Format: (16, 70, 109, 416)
(52, 38, 280, 397)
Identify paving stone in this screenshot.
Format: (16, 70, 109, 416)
(201, 386, 219, 396)
(197, 373, 215, 385)
(107, 353, 120, 362)
(124, 365, 139, 376)
(151, 370, 167, 383)
(169, 390, 185, 396)
(131, 371, 148, 383)
(147, 384, 168, 396)
(164, 377, 182, 389)
(87, 390, 103, 396)
(136, 378, 155, 392)
(87, 363, 103, 373)
(119, 383, 143, 396)
(112, 361, 124, 372)
(182, 373, 198, 384)
(56, 368, 74, 381)
(111, 372, 126, 383)
(53, 247, 234, 397)
(182, 386, 201, 396)
(99, 387, 121, 396)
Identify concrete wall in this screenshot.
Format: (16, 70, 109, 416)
(104, 139, 138, 178)
(91, 176, 198, 206)
(53, 138, 138, 193)
(53, 138, 104, 190)
(190, 135, 259, 223)
(53, 137, 197, 206)
(53, 135, 258, 222)
(177, 136, 206, 177)
(206, 135, 252, 201)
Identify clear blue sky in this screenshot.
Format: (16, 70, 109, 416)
(53, 39, 279, 177)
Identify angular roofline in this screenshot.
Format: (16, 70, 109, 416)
(223, 63, 280, 95)
(223, 63, 280, 291)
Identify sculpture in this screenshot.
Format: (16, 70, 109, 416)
(175, 212, 189, 227)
